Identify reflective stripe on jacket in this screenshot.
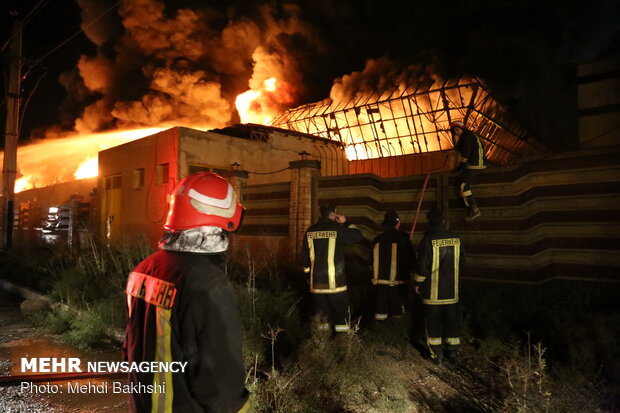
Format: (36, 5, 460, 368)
(301, 218, 362, 293)
(414, 225, 465, 305)
(456, 130, 486, 170)
(123, 250, 250, 413)
(371, 228, 416, 286)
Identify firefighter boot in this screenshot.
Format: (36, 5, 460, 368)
(465, 205, 481, 222)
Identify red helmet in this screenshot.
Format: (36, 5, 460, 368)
(449, 120, 466, 130)
(164, 172, 244, 232)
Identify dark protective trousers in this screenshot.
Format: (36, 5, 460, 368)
(374, 285, 406, 320)
(459, 169, 477, 208)
(312, 292, 350, 332)
(423, 304, 460, 360)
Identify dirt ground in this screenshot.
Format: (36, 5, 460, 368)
(0, 290, 128, 413)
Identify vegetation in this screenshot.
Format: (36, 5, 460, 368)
(1, 243, 617, 411)
(4, 233, 149, 348)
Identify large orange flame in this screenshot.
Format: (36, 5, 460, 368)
(235, 77, 296, 125)
(3, 127, 165, 193)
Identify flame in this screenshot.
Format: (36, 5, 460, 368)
(15, 176, 32, 193)
(2, 127, 165, 192)
(235, 77, 296, 125)
(74, 157, 99, 180)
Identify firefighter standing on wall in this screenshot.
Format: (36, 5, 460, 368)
(302, 204, 362, 333)
(123, 172, 251, 413)
(414, 208, 465, 365)
(450, 120, 487, 222)
(371, 210, 416, 321)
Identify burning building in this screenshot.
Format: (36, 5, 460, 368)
(6, 53, 620, 283)
(271, 76, 548, 165)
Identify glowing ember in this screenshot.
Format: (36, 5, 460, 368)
(74, 157, 99, 180)
(2, 127, 165, 192)
(235, 77, 296, 125)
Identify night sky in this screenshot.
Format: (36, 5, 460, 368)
(1, 0, 619, 148)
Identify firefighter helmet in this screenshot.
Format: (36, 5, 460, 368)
(449, 120, 466, 130)
(164, 172, 244, 232)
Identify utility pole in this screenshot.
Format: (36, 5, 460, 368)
(1, 20, 22, 249)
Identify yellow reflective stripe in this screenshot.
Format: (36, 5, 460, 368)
(390, 243, 397, 282)
(152, 307, 173, 413)
(334, 324, 350, 332)
(454, 242, 460, 302)
(413, 273, 426, 283)
(348, 224, 358, 229)
(446, 337, 460, 345)
(374, 279, 407, 286)
(373, 244, 379, 283)
(327, 238, 336, 290)
(310, 285, 348, 294)
(237, 398, 252, 413)
(459, 155, 468, 163)
(126, 295, 133, 318)
(308, 238, 315, 291)
(431, 244, 440, 302)
(465, 164, 486, 170)
(374, 313, 388, 320)
(476, 135, 484, 168)
(427, 337, 442, 346)
(303, 267, 310, 273)
(422, 298, 459, 305)
(462, 190, 472, 197)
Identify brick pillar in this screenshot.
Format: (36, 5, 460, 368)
(289, 158, 320, 262)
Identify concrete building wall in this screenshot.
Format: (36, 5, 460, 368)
(97, 128, 179, 246)
(295, 147, 619, 283)
(95, 126, 343, 248)
(222, 145, 618, 282)
(177, 127, 343, 186)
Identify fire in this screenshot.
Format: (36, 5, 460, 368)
(74, 157, 99, 180)
(235, 77, 296, 125)
(15, 176, 32, 193)
(3, 127, 165, 193)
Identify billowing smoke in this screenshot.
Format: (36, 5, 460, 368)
(49, 0, 620, 145)
(61, 0, 321, 134)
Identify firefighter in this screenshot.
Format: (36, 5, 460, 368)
(414, 208, 465, 365)
(302, 203, 362, 333)
(371, 210, 416, 321)
(450, 120, 486, 222)
(123, 172, 251, 413)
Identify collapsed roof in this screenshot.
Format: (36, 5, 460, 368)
(271, 76, 549, 165)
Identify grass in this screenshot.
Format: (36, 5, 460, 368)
(3, 244, 616, 411)
(16, 232, 150, 348)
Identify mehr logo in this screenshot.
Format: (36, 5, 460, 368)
(21, 358, 82, 373)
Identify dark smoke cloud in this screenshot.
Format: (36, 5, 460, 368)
(48, 0, 620, 145)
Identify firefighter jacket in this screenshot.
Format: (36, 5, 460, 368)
(123, 250, 250, 413)
(414, 224, 465, 305)
(371, 228, 417, 286)
(456, 129, 486, 170)
(302, 218, 363, 293)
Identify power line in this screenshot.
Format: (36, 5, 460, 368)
(1, 0, 50, 53)
(34, 0, 121, 63)
(22, 0, 50, 26)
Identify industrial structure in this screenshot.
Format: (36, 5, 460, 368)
(6, 57, 620, 283)
(271, 76, 548, 165)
